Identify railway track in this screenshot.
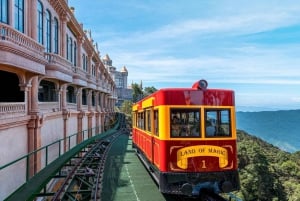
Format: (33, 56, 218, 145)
(49, 136, 117, 200)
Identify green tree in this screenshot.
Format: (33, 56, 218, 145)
(131, 82, 143, 103)
(143, 86, 157, 97)
(120, 100, 132, 116)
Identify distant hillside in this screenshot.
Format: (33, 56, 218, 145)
(236, 130, 300, 200)
(236, 110, 300, 152)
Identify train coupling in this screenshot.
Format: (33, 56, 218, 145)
(181, 181, 220, 196)
(181, 181, 234, 196)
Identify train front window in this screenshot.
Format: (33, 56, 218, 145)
(205, 109, 231, 137)
(170, 109, 200, 137)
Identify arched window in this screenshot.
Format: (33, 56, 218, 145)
(38, 80, 57, 102)
(45, 9, 51, 52)
(85, 55, 88, 72)
(82, 53, 86, 70)
(69, 37, 73, 62)
(14, 0, 24, 32)
(53, 17, 59, 54)
(66, 86, 76, 103)
(66, 34, 69, 60)
(37, 0, 43, 44)
(73, 41, 77, 66)
(0, 0, 8, 24)
(82, 89, 87, 105)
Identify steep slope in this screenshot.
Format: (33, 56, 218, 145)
(236, 130, 300, 200)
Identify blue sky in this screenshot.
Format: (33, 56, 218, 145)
(69, 0, 300, 111)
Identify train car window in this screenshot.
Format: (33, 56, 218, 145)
(146, 110, 151, 132)
(132, 112, 136, 127)
(137, 111, 145, 130)
(205, 109, 231, 137)
(154, 110, 159, 136)
(170, 109, 200, 137)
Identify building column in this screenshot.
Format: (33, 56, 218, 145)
(61, 84, 69, 152)
(77, 88, 82, 111)
(87, 90, 93, 138)
(76, 36, 83, 68)
(30, 76, 39, 113)
(77, 112, 84, 143)
(61, 84, 67, 110)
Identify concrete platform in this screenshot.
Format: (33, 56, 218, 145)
(102, 133, 166, 201)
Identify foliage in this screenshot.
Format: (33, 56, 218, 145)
(143, 86, 157, 97)
(131, 82, 143, 103)
(237, 130, 300, 200)
(131, 82, 157, 103)
(119, 100, 132, 116)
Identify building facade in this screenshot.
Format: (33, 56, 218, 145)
(103, 54, 133, 107)
(0, 0, 116, 199)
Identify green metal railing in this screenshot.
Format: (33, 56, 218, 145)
(2, 113, 123, 201)
(0, 127, 100, 181)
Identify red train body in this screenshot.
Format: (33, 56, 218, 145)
(132, 80, 240, 196)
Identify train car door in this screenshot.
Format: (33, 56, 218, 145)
(145, 108, 155, 164)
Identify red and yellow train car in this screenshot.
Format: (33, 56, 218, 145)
(132, 80, 240, 196)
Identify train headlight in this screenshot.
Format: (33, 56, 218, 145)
(192, 79, 208, 90)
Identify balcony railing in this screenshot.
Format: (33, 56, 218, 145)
(0, 23, 44, 56)
(39, 102, 60, 113)
(45, 52, 73, 70)
(0, 102, 26, 119)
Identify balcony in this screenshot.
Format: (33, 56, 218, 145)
(45, 53, 73, 83)
(0, 102, 26, 120)
(0, 23, 46, 74)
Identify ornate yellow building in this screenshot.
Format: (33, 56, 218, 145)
(0, 0, 116, 198)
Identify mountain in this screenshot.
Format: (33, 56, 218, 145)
(236, 130, 300, 200)
(236, 109, 300, 152)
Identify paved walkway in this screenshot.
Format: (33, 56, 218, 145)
(102, 133, 166, 201)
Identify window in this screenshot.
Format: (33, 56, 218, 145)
(146, 109, 151, 132)
(66, 86, 76, 103)
(14, 0, 24, 32)
(38, 80, 57, 102)
(92, 91, 95, 106)
(67, 36, 73, 62)
(37, 0, 43, 44)
(85, 55, 88, 71)
(53, 17, 59, 54)
(73, 41, 77, 66)
(0, 0, 8, 24)
(66, 34, 69, 59)
(92, 64, 96, 77)
(82, 89, 87, 105)
(82, 53, 86, 70)
(170, 109, 200, 137)
(205, 109, 231, 137)
(137, 112, 145, 130)
(70, 37, 73, 62)
(45, 10, 51, 52)
(154, 110, 159, 136)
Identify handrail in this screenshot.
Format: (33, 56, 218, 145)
(4, 113, 122, 201)
(0, 116, 118, 179)
(0, 128, 93, 180)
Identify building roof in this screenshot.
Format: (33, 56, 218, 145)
(121, 66, 128, 72)
(103, 54, 111, 61)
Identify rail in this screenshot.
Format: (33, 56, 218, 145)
(1, 128, 92, 179)
(0, 102, 26, 119)
(3, 113, 122, 201)
(0, 23, 44, 55)
(0, 114, 119, 198)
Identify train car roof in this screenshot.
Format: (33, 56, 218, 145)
(133, 87, 235, 110)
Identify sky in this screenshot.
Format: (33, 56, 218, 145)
(68, 0, 300, 111)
